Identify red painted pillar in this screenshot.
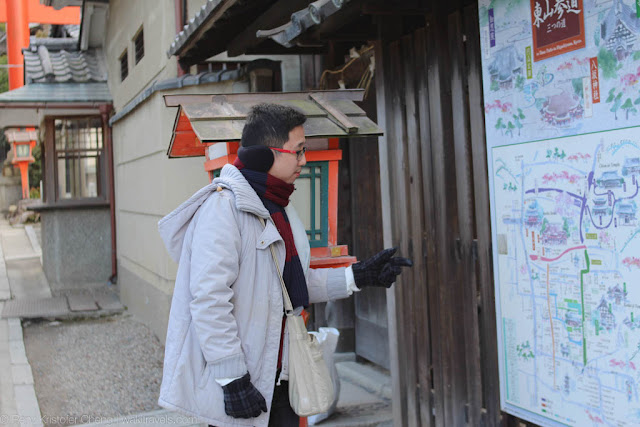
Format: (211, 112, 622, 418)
(6, 0, 30, 90)
(17, 162, 29, 199)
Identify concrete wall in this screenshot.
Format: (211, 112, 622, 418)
(112, 81, 249, 342)
(0, 176, 22, 212)
(210, 52, 302, 93)
(41, 207, 111, 292)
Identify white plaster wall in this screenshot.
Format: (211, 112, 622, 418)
(112, 81, 244, 299)
(103, 0, 305, 342)
(105, 0, 179, 111)
(211, 52, 303, 92)
(186, 0, 208, 17)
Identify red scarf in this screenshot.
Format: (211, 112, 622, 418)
(233, 157, 309, 309)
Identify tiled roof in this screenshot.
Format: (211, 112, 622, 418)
(167, 0, 224, 58)
(255, 0, 347, 48)
(166, 0, 284, 67)
(167, 0, 351, 66)
(23, 38, 106, 84)
(601, 0, 640, 41)
(0, 82, 111, 103)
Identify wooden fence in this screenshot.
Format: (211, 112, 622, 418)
(374, 3, 533, 426)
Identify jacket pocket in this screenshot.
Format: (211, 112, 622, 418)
(255, 219, 282, 250)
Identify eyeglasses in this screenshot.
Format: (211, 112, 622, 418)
(270, 146, 307, 161)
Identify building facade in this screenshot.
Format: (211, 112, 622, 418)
(89, 0, 307, 341)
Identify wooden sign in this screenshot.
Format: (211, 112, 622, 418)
(530, 0, 585, 61)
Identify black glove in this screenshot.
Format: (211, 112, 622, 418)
(352, 247, 413, 289)
(221, 373, 267, 419)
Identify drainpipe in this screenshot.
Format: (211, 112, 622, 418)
(174, 0, 186, 77)
(100, 104, 117, 284)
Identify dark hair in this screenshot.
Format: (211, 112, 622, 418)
(241, 103, 306, 148)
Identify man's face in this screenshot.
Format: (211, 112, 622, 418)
(268, 125, 306, 184)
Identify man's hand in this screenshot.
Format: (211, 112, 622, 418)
(352, 247, 413, 289)
(221, 373, 267, 418)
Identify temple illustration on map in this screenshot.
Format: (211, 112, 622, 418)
(493, 127, 640, 425)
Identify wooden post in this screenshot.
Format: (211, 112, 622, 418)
(449, 10, 483, 427)
(5, 0, 29, 90)
(374, 37, 408, 427)
(464, 3, 502, 425)
(413, 26, 440, 427)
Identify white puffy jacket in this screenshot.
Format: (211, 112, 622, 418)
(157, 164, 349, 427)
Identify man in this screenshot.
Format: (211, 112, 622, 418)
(157, 104, 411, 426)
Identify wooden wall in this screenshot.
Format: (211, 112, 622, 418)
(373, 3, 525, 425)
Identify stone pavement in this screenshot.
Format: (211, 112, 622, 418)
(0, 219, 46, 427)
(0, 219, 392, 426)
(0, 220, 124, 320)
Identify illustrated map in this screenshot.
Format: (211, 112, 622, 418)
(495, 127, 640, 426)
(479, 0, 640, 425)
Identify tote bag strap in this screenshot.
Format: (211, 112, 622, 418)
(259, 217, 294, 315)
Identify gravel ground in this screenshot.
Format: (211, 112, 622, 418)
(23, 313, 164, 426)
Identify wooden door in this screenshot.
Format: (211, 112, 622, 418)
(349, 131, 388, 369)
(374, 3, 503, 426)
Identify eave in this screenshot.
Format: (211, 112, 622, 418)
(164, 89, 383, 158)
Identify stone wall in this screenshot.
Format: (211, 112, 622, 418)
(0, 175, 23, 212)
(41, 207, 111, 292)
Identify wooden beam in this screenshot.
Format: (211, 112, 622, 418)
(316, 30, 378, 42)
(309, 93, 358, 134)
(304, 150, 342, 162)
(43, 118, 56, 204)
(164, 89, 365, 107)
(227, 0, 309, 57)
(242, 40, 327, 56)
(361, 3, 429, 16)
(176, 0, 241, 57)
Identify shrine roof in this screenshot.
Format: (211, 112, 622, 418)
(164, 89, 383, 158)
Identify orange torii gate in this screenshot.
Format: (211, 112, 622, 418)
(1, 0, 80, 90)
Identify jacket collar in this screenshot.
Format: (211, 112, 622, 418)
(216, 164, 270, 219)
(158, 164, 272, 263)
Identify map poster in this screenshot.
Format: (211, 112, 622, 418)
(494, 127, 640, 426)
(531, 0, 586, 61)
(479, 0, 640, 425)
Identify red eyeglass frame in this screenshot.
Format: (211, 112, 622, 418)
(270, 146, 307, 159)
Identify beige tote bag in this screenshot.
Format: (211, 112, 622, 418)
(260, 218, 335, 416)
